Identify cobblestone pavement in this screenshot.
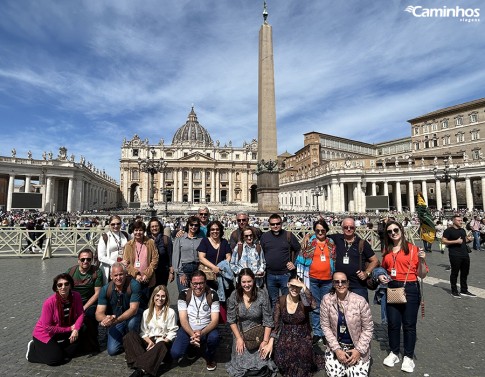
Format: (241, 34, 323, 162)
(2, 244, 485, 376)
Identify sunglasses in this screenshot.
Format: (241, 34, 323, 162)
(57, 282, 70, 288)
(244, 234, 253, 238)
(189, 224, 200, 228)
(316, 229, 326, 234)
(111, 222, 121, 226)
(79, 258, 92, 263)
(288, 284, 302, 290)
(210, 228, 220, 232)
(191, 282, 205, 286)
(198, 213, 208, 217)
(269, 222, 281, 227)
(343, 226, 355, 230)
(387, 228, 400, 235)
(237, 219, 248, 223)
(332, 280, 348, 286)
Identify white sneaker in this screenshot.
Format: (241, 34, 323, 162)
(383, 351, 400, 367)
(401, 356, 415, 373)
(26, 340, 33, 361)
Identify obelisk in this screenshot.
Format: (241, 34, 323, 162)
(257, 1, 279, 213)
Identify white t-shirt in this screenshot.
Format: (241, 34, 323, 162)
(177, 289, 220, 331)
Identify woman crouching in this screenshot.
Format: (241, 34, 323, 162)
(320, 271, 374, 377)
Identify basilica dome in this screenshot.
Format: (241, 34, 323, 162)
(172, 107, 213, 147)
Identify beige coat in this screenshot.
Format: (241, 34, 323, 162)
(320, 291, 374, 362)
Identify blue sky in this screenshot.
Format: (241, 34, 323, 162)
(1, 0, 484, 181)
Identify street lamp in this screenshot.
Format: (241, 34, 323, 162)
(433, 157, 460, 217)
(138, 147, 168, 218)
(160, 188, 171, 217)
(312, 187, 324, 212)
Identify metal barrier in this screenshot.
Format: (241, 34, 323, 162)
(0, 226, 420, 259)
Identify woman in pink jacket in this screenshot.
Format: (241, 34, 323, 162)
(320, 271, 374, 377)
(26, 273, 85, 365)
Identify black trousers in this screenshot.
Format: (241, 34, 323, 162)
(123, 331, 170, 376)
(449, 255, 470, 293)
(27, 334, 79, 365)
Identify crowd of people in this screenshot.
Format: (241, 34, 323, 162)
(24, 207, 481, 376)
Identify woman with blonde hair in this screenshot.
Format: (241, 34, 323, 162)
(123, 285, 178, 377)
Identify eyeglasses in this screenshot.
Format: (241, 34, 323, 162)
(316, 229, 326, 234)
(111, 222, 121, 226)
(189, 224, 200, 228)
(332, 280, 348, 286)
(198, 213, 208, 217)
(244, 234, 253, 238)
(237, 219, 248, 223)
(387, 228, 400, 235)
(191, 282, 205, 286)
(57, 282, 70, 288)
(269, 222, 281, 227)
(343, 226, 355, 230)
(79, 258, 92, 263)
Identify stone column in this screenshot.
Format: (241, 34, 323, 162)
(465, 177, 474, 210)
(408, 180, 415, 213)
(45, 176, 53, 212)
(178, 169, 183, 202)
(215, 170, 220, 202)
(395, 181, 402, 212)
(67, 178, 73, 213)
(421, 180, 428, 204)
(356, 181, 363, 212)
(371, 182, 377, 196)
(199, 169, 205, 203)
(6, 174, 15, 211)
(211, 170, 216, 203)
(188, 168, 193, 202)
(76, 179, 83, 212)
(229, 170, 233, 202)
(25, 176, 31, 193)
(482, 177, 485, 210)
(340, 182, 345, 212)
(435, 179, 442, 210)
(450, 178, 457, 210)
(173, 169, 178, 203)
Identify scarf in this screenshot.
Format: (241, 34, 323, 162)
(55, 291, 75, 327)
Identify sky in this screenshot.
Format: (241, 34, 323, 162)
(1, 0, 484, 182)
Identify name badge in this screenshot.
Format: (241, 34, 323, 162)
(391, 268, 397, 277)
(320, 254, 326, 262)
(343, 256, 350, 265)
(134, 261, 141, 268)
(196, 318, 201, 325)
(340, 325, 347, 333)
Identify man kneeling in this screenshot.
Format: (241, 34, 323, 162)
(170, 270, 220, 371)
(96, 263, 142, 355)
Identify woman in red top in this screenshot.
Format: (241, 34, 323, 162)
(379, 220, 428, 373)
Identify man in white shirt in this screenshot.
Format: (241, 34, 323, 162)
(170, 270, 220, 371)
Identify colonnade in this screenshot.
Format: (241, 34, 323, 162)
(280, 175, 485, 213)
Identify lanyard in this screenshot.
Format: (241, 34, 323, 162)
(193, 294, 204, 319)
(136, 242, 144, 261)
(111, 231, 123, 254)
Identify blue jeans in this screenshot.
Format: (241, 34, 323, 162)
(386, 281, 420, 358)
(349, 286, 369, 302)
(472, 231, 480, 250)
(106, 309, 143, 356)
(266, 272, 290, 306)
(170, 327, 219, 362)
(309, 277, 332, 337)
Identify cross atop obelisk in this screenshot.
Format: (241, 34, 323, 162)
(257, 1, 280, 213)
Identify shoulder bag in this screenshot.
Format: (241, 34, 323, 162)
(236, 299, 265, 351)
(358, 239, 379, 290)
(387, 247, 413, 304)
(198, 243, 220, 281)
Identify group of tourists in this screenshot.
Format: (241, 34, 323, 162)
(27, 207, 481, 376)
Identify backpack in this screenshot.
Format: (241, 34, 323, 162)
(184, 287, 214, 307)
(106, 276, 132, 301)
(68, 265, 98, 287)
